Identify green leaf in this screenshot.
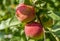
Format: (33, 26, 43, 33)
(28, 39, 35, 41)
(0, 32, 4, 38)
(10, 36, 21, 41)
(46, 38, 50, 41)
(0, 18, 11, 30)
(0, 10, 5, 16)
(24, 0, 31, 5)
(19, 0, 24, 4)
(48, 11, 60, 20)
(51, 21, 60, 38)
(9, 16, 21, 27)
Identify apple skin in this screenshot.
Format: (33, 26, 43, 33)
(40, 14, 53, 27)
(16, 3, 35, 23)
(24, 22, 44, 39)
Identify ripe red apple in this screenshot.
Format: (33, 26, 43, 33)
(16, 3, 35, 23)
(24, 22, 44, 39)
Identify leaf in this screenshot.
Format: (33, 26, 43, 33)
(9, 16, 21, 27)
(45, 32, 57, 41)
(19, 0, 24, 4)
(0, 32, 4, 38)
(51, 21, 60, 38)
(48, 11, 60, 20)
(28, 39, 35, 41)
(47, 28, 60, 41)
(24, 0, 31, 5)
(10, 36, 21, 41)
(46, 38, 50, 41)
(0, 10, 5, 16)
(0, 18, 11, 30)
(54, 30, 60, 38)
(56, 21, 60, 25)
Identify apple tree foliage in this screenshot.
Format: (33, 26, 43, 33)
(0, 0, 60, 41)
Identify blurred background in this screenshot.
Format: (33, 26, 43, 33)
(0, 0, 60, 41)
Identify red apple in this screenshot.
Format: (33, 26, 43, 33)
(24, 22, 44, 39)
(16, 3, 35, 23)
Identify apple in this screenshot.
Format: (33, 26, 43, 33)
(40, 14, 53, 27)
(24, 22, 44, 39)
(16, 3, 35, 23)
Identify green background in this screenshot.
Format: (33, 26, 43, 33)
(0, 0, 60, 41)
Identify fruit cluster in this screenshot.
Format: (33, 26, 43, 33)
(16, 3, 44, 39)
